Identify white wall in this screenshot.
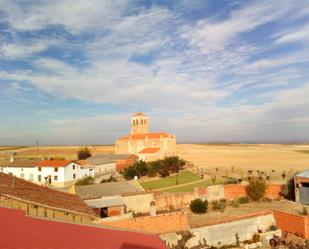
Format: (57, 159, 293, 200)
(94, 162, 116, 175)
(1, 162, 93, 185)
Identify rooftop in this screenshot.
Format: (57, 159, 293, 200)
(118, 132, 173, 141)
(0, 159, 41, 168)
(75, 181, 143, 199)
(0, 172, 96, 217)
(86, 154, 132, 165)
(85, 196, 125, 208)
(36, 160, 72, 167)
(138, 147, 161, 154)
(0, 207, 167, 249)
(133, 112, 146, 117)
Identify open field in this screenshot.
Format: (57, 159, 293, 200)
(0, 145, 115, 161)
(140, 171, 200, 190)
(1, 144, 308, 175)
(178, 144, 309, 177)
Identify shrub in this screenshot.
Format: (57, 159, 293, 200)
(268, 224, 277, 231)
(212, 199, 227, 212)
(77, 146, 91, 160)
(232, 199, 240, 208)
(225, 178, 238, 184)
(238, 196, 250, 204)
(248, 178, 267, 201)
(282, 175, 296, 201)
(302, 206, 308, 215)
(190, 199, 208, 214)
(75, 176, 94, 185)
(211, 175, 217, 184)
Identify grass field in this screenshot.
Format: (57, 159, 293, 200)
(163, 178, 225, 193)
(140, 171, 200, 190)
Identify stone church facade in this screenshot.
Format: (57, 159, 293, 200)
(115, 112, 176, 160)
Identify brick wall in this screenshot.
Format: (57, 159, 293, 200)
(101, 212, 189, 234)
(273, 210, 309, 239)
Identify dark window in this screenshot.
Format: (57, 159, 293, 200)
(54, 167, 58, 172)
(38, 167, 41, 171)
(73, 165, 75, 170)
(38, 175, 41, 182)
(136, 119, 138, 125)
(141, 119, 143, 125)
(73, 173, 76, 179)
(54, 175, 58, 181)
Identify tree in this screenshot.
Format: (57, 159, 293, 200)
(75, 176, 94, 185)
(190, 199, 208, 213)
(283, 175, 296, 201)
(122, 160, 147, 180)
(77, 146, 92, 160)
(248, 178, 267, 201)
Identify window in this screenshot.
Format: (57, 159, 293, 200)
(133, 120, 135, 125)
(144, 119, 147, 124)
(54, 167, 58, 172)
(54, 175, 58, 181)
(73, 173, 76, 179)
(38, 175, 41, 182)
(20, 174, 24, 179)
(141, 119, 143, 125)
(136, 119, 138, 125)
(73, 165, 75, 170)
(38, 167, 41, 172)
(29, 174, 34, 181)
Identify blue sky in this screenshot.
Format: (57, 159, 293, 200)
(0, 0, 309, 145)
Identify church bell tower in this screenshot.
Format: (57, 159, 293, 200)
(131, 112, 148, 135)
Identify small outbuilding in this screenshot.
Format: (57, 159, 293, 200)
(295, 170, 309, 204)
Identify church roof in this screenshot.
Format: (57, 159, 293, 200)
(118, 132, 173, 140)
(138, 147, 161, 154)
(133, 112, 146, 117)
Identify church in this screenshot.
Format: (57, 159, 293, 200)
(115, 112, 176, 161)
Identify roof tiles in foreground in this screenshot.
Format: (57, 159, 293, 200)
(0, 207, 167, 249)
(0, 172, 96, 217)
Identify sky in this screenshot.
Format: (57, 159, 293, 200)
(0, 0, 309, 145)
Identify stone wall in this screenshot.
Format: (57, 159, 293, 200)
(122, 192, 155, 213)
(160, 212, 275, 247)
(154, 191, 197, 211)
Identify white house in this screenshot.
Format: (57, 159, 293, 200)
(0, 159, 94, 188)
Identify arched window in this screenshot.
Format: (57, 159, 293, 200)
(144, 119, 147, 124)
(136, 119, 139, 125)
(141, 119, 143, 125)
(133, 120, 135, 125)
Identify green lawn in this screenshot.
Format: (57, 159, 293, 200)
(140, 171, 200, 190)
(162, 178, 225, 193)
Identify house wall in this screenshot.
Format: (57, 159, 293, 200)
(122, 193, 155, 213)
(0, 194, 94, 224)
(94, 162, 116, 175)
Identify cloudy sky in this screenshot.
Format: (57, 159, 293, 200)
(0, 0, 309, 145)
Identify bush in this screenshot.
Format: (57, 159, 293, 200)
(212, 199, 227, 212)
(238, 196, 250, 204)
(190, 199, 208, 213)
(225, 178, 239, 184)
(77, 146, 92, 160)
(283, 175, 296, 201)
(75, 176, 94, 185)
(302, 206, 308, 215)
(248, 178, 267, 201)
(268, 224, 277, 231)
(232, 199, 240, 208)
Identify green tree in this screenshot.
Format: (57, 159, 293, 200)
(283, 174, 297, 201)
(122, 160, 147, 180)
(190, 199, 208, 213)
(77, 146, 92, 160)
(248, 178, 267, 201)
(75, 176, 95, 185)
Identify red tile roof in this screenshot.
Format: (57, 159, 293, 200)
(0, 173, 96, 217)
(118, 132, 173, 140)
(36, 160, 72, 167)
(0, 207, 167, 249)
(138, 147, 161, 154)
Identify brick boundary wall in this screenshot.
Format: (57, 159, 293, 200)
(191, 211, 273, 228)
(273, 210, 309, 239)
